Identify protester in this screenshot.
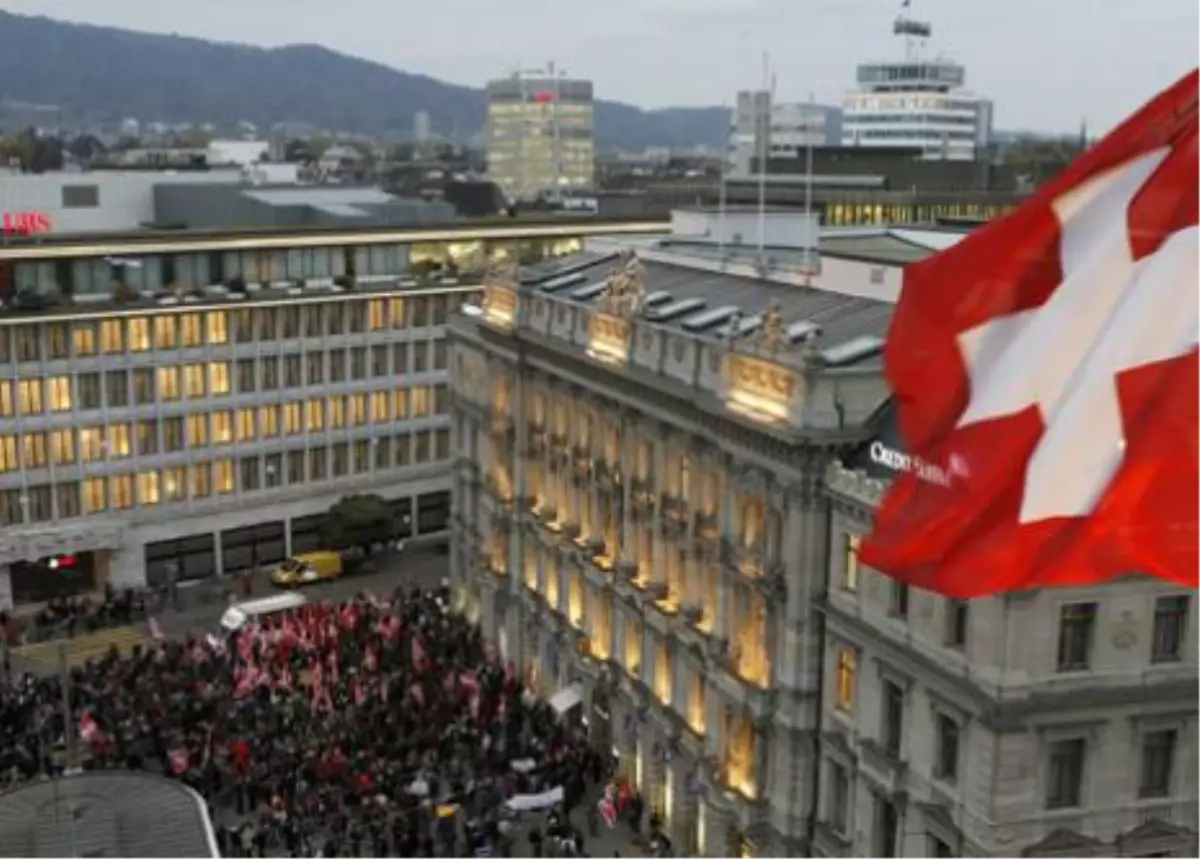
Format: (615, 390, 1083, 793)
(18, 584, 148, 644)
(0, 587, 609, 858)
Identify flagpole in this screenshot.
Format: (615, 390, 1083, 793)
(756, 50, 770, 258)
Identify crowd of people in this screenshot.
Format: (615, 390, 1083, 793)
(0, 586, 629, 857)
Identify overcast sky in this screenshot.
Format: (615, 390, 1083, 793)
(4, 0, 1196, 133)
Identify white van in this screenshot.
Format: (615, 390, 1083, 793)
(219, 592, 308, 633)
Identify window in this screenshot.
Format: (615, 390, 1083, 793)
(0, 437, 16, 471)
(284, 402, 302, 435)
(1139, 729, 1176, 799)
(304, 305, 324, 337)
(209, 362, 231, 396)
(100, 319, 124, 353)
(874, 795, 899, 858)
(128, 318, 150, 352)
(213, 459, 235, 494)
(82, 478, 106, 513)
(239, 457, 260, 491)
(371, 345, 389, 377)
(234, 309, 255, 342)
(107, 424, 132, 458)
(306, 353, 324, 386)
(329, 351, 345, 383)
(22, 433, 47, 469)
(411, 386, 430, 417)
(138, 472, 160, 506)
(79, 428, 104, 461)
(45, 376, 71, 412)
(49, 429, 75, 465)
(55, 483, 80, 519)
(137, 420, 158, 456)
(368, 299, 388, 330)
(191, 464, 211, 499)
(264, 453, 283, 488)
(373, 436, 392, 469)
(839, 533, 863, 594)
(934, 714, 959, 781)
(394, 343, 409, 373)
(413, 343, 428, 373)
(306, 399, 325, 432)
(435, 428, 451, 460)
(881, 680, 904, 758)
(62, 184, 100, 207)
(945, 600, 969, 649)
(16, 327, 38, 362)
(211, 411, 234, 445)
(281, 307, 300, 338)
(73, 323, 97, 357)
(133, 369, 155, 404)
(309, 447, 327, 481)
(259, 406, 279, 438)
(163, 417, 185, 452)
(77, 373, 102, 410)
(206, 311, 228, 344)
(18, 379, 43, 414)
(389, 296, 405, 328)
(328, 397, 344, 429)
(353, 440, 371, 473)
(928, 835, 954, 858)
(1151, 595, 1189, 663)
(46, 324, 68, 359)
(1045, 738, 1086, 809)
(183, 364, 206, 398)
(829, 762, 849, 834)
(835, 650, 856, 713)
(394, 388, 409, 419)
(111, 475, 135, 510)
(105, 370, 129, 407)
(236, 409, 256, 442)
(350, 347, 367, 380)
(163, 466, 187, 501)
(0, 384, 10, 417)
(187, 414, 208, 446)
(181, 314, 202, 347)
(287, 450, 305, 484)
(888, 580, 909, 618)
(1056, 603, 1097, 671)
(262, 358, 279, 390)
(348, 394, 367, 426)
(158, 366, 181, 401)
(154, 316, 178, 349)
(332, 442, 350, 477)
(236, 359, 257, 393)
(25, 486, 52, 522)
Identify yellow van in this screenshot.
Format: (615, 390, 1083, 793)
(269, 551, 344, 588)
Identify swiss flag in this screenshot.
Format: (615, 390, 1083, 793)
(860, 70, 1198, 596)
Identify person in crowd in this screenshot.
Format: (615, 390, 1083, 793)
(0, 588, 621, 858)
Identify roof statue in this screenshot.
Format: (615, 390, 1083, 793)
(600, 250, 646, 317)
(725, 310, 743, 343)
(752, 299, 787, 357)
(485, 255, 519, 287)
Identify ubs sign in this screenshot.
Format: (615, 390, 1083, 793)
(2, 211, 53, 236)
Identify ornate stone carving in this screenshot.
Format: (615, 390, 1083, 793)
(485, 255, 519, 287)
(1111, 609, 1138, 650)
(599, 250, 646, 317)
(750, 299, 787, 357)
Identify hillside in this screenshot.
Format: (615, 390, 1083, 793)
(0, 10, 728, 150)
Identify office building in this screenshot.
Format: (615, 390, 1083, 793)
(449, 225, 1197, 856)
(0, 216, 664, 609)
(729, 91, 843, 177)
(485, 68, 596, 202)
(842, 15, 993, 160)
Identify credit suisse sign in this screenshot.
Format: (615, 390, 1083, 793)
(850, 399, 954, 487)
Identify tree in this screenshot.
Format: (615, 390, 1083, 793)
(320, 493, 395, 552)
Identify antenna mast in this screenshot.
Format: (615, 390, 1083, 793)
(893, 0, 932, 62)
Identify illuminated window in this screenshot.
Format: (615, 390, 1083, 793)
(49, 429, 75, 465)
(137, 471, 160, 506)
(394, 388, 409, 419)
(213, 459, 235, 494)
(348, 394, 367, 426)
(73, 324, 96, 356)
(327, 397, 345, 429)
(389, 297, 406, 327)
(18, 379, 42, 414)
(259, 406, 279, 437)
(844, 535, 861, 592)
(163, 466, 187, 501)
(211, 411, 233, 445)
(187, 414, 208, 446)
(209, 362, 231, 396)
(568, 568, 584, 627)
(100, 319, 124, 353)
(47, 377, 71, 412)
(654, 639, 672, 706)
(82, 478, 107, 513)
(687, 672, 707, 736)
(158, 366, 181, 401)
(411, 386, 430, 417)
(368, 299, 388, 330)
(110, 475, 135, 510)
(183, 364, 206, 398)
(206, 311, 228, 344)
(21, 433, 46, 468)
(306, 399, 325, 431)
(79, 427, 104, 461)
(107, 424, 132, 458)
(0, 384, 11, 417)
(370, 391, 392, 422)
(154, 316, 177, 349)
(835, 650, 857, 713)
(129, 318, 151, 352)
(181, 314, 202, 347)
(0, 436, 15, 472)
(284, 402, 303, 435)
(191, 463, 211, 498)
(235, 408, 256, 442)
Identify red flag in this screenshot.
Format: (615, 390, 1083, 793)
(411, 636, 429, 674)
(861, 70, 1199, 596)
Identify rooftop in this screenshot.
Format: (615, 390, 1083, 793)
(0, 771, 218, 858)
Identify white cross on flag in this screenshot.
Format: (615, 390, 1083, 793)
(861, 69, 1198, 597)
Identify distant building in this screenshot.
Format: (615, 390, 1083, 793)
(842, 13, 993, 160)
(485, 68, 595, 202)
(414, 110, 433, 144)
(728, 91, 843, 177)
(205, 139, 270, 167)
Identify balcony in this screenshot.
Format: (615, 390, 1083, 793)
(489, 408, 515, 441)
(594, 460, 622, 494)
(630, 477, 656, 519)
(723, 537, 765, 579)
(859, 738, 909, 798)
(660, 493, 689, 538)
(694, 510, 720, 546)
(525, 422, 546, 458)
(549, 432, 569, 465)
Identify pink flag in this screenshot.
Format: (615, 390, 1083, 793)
(79, 711, 104, 746)
(459, 671, 480, 700)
